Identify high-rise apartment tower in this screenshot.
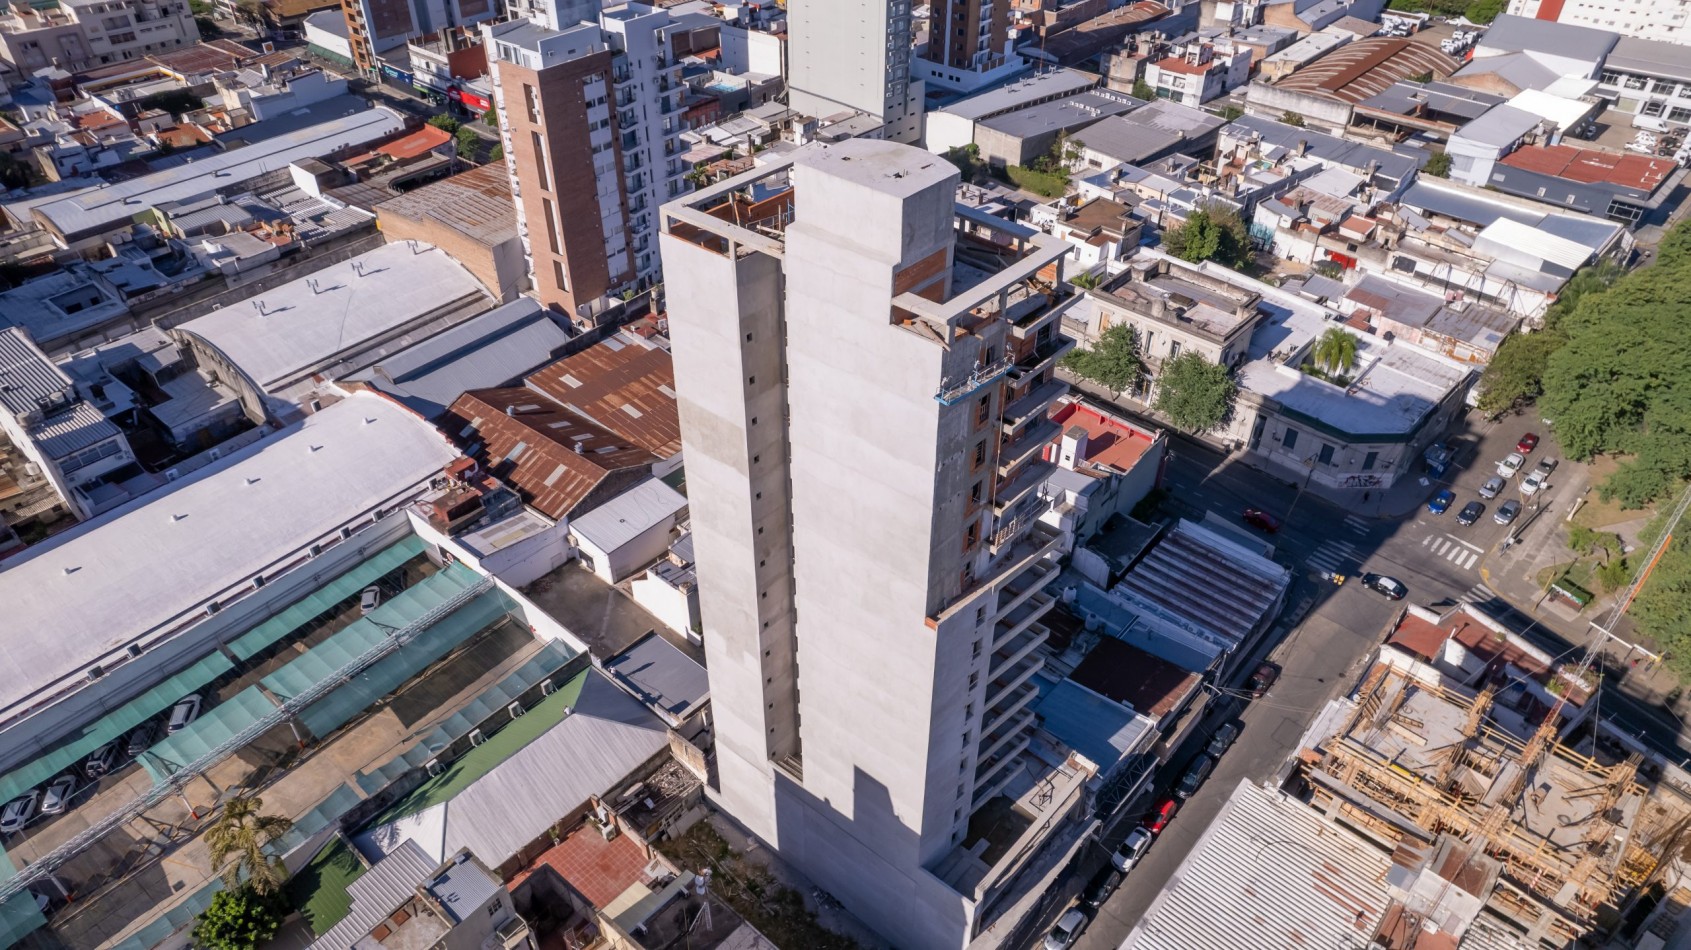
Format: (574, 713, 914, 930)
(788, 0, 924, 142)
(484, 3, 689, 327)
(660, 138, 1081, 950)
(915, 0, 1026, 94)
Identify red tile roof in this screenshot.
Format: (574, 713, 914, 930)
(442, 388, 656, 520)
(1275, 38, 1459, 104)
(508, 820, 651, 909)
(1498, 143, 1674, 193)
(524, 332, 681, 459)
(1152, 54, 1211, 76)
(347, 124, 452, 165)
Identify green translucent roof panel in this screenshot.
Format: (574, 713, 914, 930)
(229, 535, 427, 661)
(418, 640, 579, 756)
(369, 669, 589, 828)
(0, 842, 46, 947)
(269, 783, 362, 856)
(138, 686, 277, 784)
(0, 651, 233, 803)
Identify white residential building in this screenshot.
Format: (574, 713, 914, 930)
(0, 0, 198, 73)
(1142, 35, 1253, 107)
(661, 138, 1087, 949)
(787, 0, 922, 143)
(1507, 0, 1690, 43)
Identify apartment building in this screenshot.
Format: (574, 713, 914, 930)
(338, 0, 494, 73)
(0, 0, 198, 73)
(661, 138, 1081, 949)
(484, 4, 688, 328)
(1508, 0, 1691, 43)
(1142, 33, 1252, 107)
(788, 0, 923, 142)
(916, 0, 1027, 95)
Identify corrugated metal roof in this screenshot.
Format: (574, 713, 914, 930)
(426, 857, 500, 924)
(524, 330, 681, 459)
(605, 631, 708, 722)
(570, 478, 688, 553)
(1122, 778, 1395, 949)
(30, 401, 121, 459)
(1473, 217, 1591, 271)
(1034, 679, 1156, 773)
(310, 840, 435, 949)
(357, 670, 670, 868)
(1113, 520, 1290, 646)
(0, 327, 72, 416)
(443, 388, 656, 520)
(1275, 38, 1460, 104)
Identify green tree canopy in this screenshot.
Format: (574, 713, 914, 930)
(427, 113, 460, 133)
(455, 126, 480, 157)
(1132, 79, 1156, 101)
(1153, 352, 1236, 432)
(1062, 323, 1143, 395)
(1312, 327, 1359, 376)
(1465, 0, 1506, 22)
(1162, 206, 1253, 269)
(1217, 104, 1244, 121)
(1279, 111, 1305, 127)
(1424, 150, 1451, 178)
(206, 795, 293, 895)
(192, 887, 284, 950)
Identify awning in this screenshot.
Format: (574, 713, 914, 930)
(139, 686, 279, 784)
(228, 535, 427, 661)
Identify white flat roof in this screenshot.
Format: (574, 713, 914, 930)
(176, 241, 485, 391)
(0, 393, 459, 715)
(570, 478, 687, 552)
(33, 107, 404, 239)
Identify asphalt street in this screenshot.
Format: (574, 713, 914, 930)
(1020, 404, 1686, 950)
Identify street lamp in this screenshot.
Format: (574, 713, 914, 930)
(1283, 454, 1319, 525)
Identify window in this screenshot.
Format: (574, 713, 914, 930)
(523, 83, 540, 123)
(1318, 443, 1335, 466)
(971, 639, 982, 659)
(965, 522, 978, 547)
(1362, 451, 1378, 471)
(970, 480, 983, 505)
(976, 394, 991, 425)
(972, 441, 986, 469)
(552, 260, 568, 293)
(531, 132, 550, 190)
(968, 672, 979, 689)
(1169, 341, 1181, 358)
(1281, 428, 1298, 450)
(541, 198, 561, 255)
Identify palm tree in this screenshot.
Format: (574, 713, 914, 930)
(205, 795, 293, 895)
(1312, 328, 1358, 377)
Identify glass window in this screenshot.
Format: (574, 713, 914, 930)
(1318, 443, 1335, 466)
(1282, 428, 1298, 450)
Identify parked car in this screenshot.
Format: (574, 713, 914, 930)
(1516, 433, 1540, 454)
(1535, 457, 1559, 476)
(126, 722, 158, 759)
(1175, 755, 1216, 800)
(1360, 573, 1408, 600)
(167, 695, 202, 735)
(1495, 500, 1522, 525)
(84, 740, 121, 778)
(1043, 908, 1088, 950)
(360, 585, 382, 615)
(1241, 508, 1281, 533)
(1497, 453, 1525, 478)
(1427, 489, 1455, 515)
(1081, 867, 1124, 909)
(1521, 469, 1549, 496)
(1247, 663, 1279, 698)
(1458, 501, 1485, 525)
(1206, 722, 1241, 758)
(1112, 826, 1154, 872)
(1, 791, 39, 835)
(1146, 796, 1179, 833)
(1478, 476, 1506, 499)
(40, 774, 76, 816)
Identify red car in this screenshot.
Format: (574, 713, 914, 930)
(1247, 662, 1279, 699)
(1146, 796, 1179, 834)
(1516, 433, 1540, 454)
(1242, 508, 1281, 533)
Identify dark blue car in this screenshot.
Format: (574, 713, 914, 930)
(1428, 489, 1456, 514)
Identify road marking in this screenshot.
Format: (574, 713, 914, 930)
(1450, 536, 1484, 553)
(1306, 540, 1356, 573)
(1342, 515, 1370, 536)
(1466, 583, 1495, 602)
(1449, 549, 1479, 570)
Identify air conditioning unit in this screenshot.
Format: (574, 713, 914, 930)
(86, 665, 105, 681)
(208, 448, 221, 461)
(309, 543, 323, 557)
(206, 601, 222, 616)
(426, 759, 444, 777)
(127, 644, 143, 658)
(373, 508, 388, 521)
(508, 701, 525, 719)
(165, 468, 180, 481)
(468, 729, 486, 747)
(252, 575, 265, 589)
(540, 679, 556, 696)
(340, 526, 354, 540)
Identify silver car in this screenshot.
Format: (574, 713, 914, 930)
(1478, 476, 1506, 499)
(40, 774, 76, 816)
(1043, 909, 1088, 950)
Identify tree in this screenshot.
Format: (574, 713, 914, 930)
(1465, 0, 1505, 22)
(483, 103, 498, 128)
(1153, 352, 1236, 433)
(455, 126, 480, 158)
(427, 113, 460, 134)
(1279, 111, 1306, 127)
(489, 143, 503, 162)
(1132, 79, 1156, 101)
(1407, 70, 1435, 84)
(1424, 149, 1451, 178)
(206, 795, 293, 895)
(192, 887, 283, 950)
(1474, 328, 1565, 416)
(1311, 327, 1359, 377)
(1162, 206, 1252, 269)
(1069, 271, 1101, 290)
(1217, 104, 1244, 121)
(1062, 323, 1143, 395)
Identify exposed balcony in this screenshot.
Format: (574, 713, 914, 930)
(996, 557, 1056, 621)
(989, 621, 1047, 680)
(984, 651, 1043, 711)
(982, 681, 1038, 736)
(1000, 377, 1066, 436)
(997, 417, 1058, 478)
(1005, 337, 1074, 385)
(973, 725, 1032, 793)
(992, 459, 1051, 517)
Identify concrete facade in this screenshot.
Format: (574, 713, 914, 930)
(788, 0, 922, 142)
(661, 140, 1078, 949)
(0, 0, 198, 73)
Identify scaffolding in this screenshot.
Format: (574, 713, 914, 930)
(1304, 663, 1659, 937)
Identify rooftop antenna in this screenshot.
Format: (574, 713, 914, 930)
(307, 278, 320, 294)
(251, 299, 269, 316)
(352, 260, 365, 277)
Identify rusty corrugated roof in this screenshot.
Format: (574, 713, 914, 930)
(442, 388, 655, 520)
(524, 330, 681, 460)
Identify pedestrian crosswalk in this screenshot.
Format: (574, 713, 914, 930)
(1341, 514, 1370, 537)
(1423, 533, 1483, 570)
(1464, 581, 1496, 604)
(1307, 538, 1359, 575)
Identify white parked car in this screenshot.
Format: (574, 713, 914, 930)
(1043, 908, 1088, 950)
(1, 790, 40, 835)
(1521, 469, 1549, 495)
(1497, 453, 1525, 478)
(1112, 827, 1154, 873)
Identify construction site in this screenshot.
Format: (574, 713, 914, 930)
(1292, 601, 1691, 948)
